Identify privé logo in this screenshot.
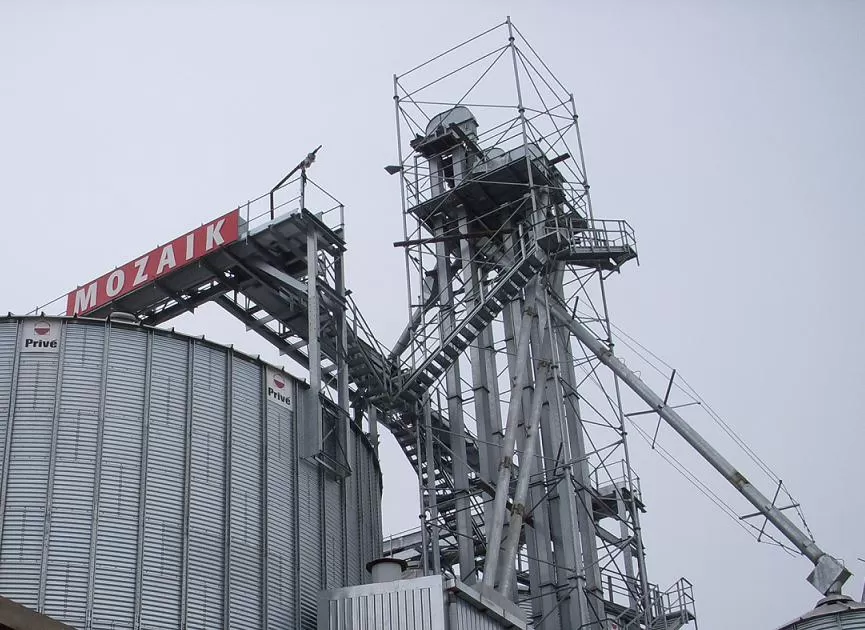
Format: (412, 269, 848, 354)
(268, 371, 291, 406)
(25, 320, 58, 349)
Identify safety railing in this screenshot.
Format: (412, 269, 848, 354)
(603, 569, 696, 630)
(654, 578, 696, 629)
(545, 216, 637, 258)
(590, 459, 643, 504)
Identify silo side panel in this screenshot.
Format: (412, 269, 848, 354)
(0, 342, 59, 605)
(229, 357, 263, 628)
(324, 474, 344, 588)
(359, 442, 378, 582)
(265, 378, 296, 628)
(345, 431, 361, 585)
(298, 458, 321, 629)
(139, 334, 188, 629)
(0, 321, 17, 576)
(355, 438, 370, 584)
(91, 326, 146, 630)
(187, 342, 227, 629)
(44, 323, 104, 625)
(371, 458, 382, 561)
(0, 321, 17, 456)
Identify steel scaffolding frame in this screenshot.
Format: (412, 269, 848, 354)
(386, 18, 693, 630)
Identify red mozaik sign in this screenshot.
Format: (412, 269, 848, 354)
(66, 209, 240, 316)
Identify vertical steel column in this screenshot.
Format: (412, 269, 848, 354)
(38, 322, 66, 612)
(306, 226, 322, 453)
(501, 280, 558, 629)
(497, 360, 549, 596)
(530, 295, 585, 630)
(335, 250, 352, 585)
(458, 211, 503, 530)
(416, 408, 429, 576)
(393, 74, 416, 370)
(368, 406, 379, 456)
(548, 278, 606, 628)
(432, 216, 473, 581)
(335, 251, 350, 461)
(423, 399, 441, 575)
(482, 280, 540, 589)
(598, 274, 667, 627)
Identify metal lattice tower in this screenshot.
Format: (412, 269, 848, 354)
(381, 18, 695, 630)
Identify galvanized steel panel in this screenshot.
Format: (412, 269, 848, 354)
(187, 342, 227, 630)
(44, 322, 104, 625)
(0, 348, 58, 606)
(91, 324, 147, 630)
(453, 596, 513, 630)
(138, 333, 187, 629)
(787, 609, 865, 629)
(0, 320, 18, 453)
(299, 458, 322, 629)
(229, 356, 263, 629)
(345, 431, 361, 587)
(0, 318, 382, 630)
(318, 575, 446, 630)
(265, 382, 297, 629)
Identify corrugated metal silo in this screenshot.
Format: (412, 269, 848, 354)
(776, 597, 865, 630)
(0, 316, 382, 630)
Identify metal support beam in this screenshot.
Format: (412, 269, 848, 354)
(433, 217, 474, 582)
(531, 299, 585, 630)
(501, 294, 558, 629)
(482, 280, 540, 589)
(551, 301, 852, 597)
(307, 226, 322, 452)
(548, 273, 606, 627)
(497, 360, 549, 596)
(423, 398, 441, 576)
(459, 210, 503, 544)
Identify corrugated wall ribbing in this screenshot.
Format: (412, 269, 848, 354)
(265, 385, 296, 628)
(229, 357, 263, 629)
(371, 458, 382, 563)
(0, 342, 59, 605)
(298, 457, 321, 629)
(187, 342, 227, 629)
(44, 323, 104, 625)
(0, 321, 18, 587)
(0, 318, 383, 629)
(138, 334, 186, 630)
(91, 325, 147, 630)
(324, 474, 344, 588)
(358, 439, 381, 583)
(0, 321, 17, 460)
(345, 430, 361, 586)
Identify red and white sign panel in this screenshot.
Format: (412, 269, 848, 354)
(66, 209, 240, 316)
(266, 366, 293, 410)
(21, 318, 60, 353)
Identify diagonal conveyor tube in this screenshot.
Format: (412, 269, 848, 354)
(549, 301, 851, 597)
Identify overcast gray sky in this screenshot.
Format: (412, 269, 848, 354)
(2, 2, 863, 629)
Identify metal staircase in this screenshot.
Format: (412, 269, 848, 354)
(398, 241, 547, 397)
